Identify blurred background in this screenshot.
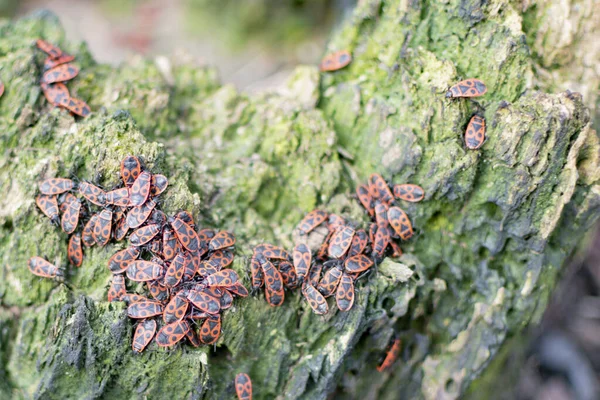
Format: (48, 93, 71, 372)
(1, 1, 599, 399)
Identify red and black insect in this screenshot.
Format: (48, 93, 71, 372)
(249, 256, 263, 289)
(125, 199, 156, 229)
(170, 217, 201, 252)
(279, 261, 299, 289)
(43, 54, 75, 71)
(108, 274, 126, 302)
(344, 254, 373, 274)
(317, 264, 343, 297)
(127, 260, 164, 282)
(377, 338, 402, 372)
(162, 227, 178, 261)
(348, 229, 368, 257)
(388, 206, 413, 240)
(393, 184, 425, 202)
(218, 289, 234, 309)
(389, 240, 403, 257)
(302, 283, 328, 315)
(327, 214, 346, 232)
(113, 214, 129, 241)
(108, 246, 140, 274)
(372, 226, 390, 260)
(205, 269, 239, 288)
(164, 252, 187, 288)
(120, 156, 141, 187)
(336, 273, 355, 312)
(254, 243, 290, 260)
(39, 177, 74, 195)
(369, 174, 394, 205)
(156, 320, 190, 347)
(204, 250, 234, 272)
(199, 314, 221, 345)
(93, 209, 112, 246)
(67, 233, 83, 267)
(147, 280, 169, 302)
(235, 373, 253, 400)
(292, 243, 312, 281)
(36, 39, 63, 58)
(58, 192, 77, 213)
(82, 214, 98, 247)
(105, 187, 130, 207)
(129, 223, 161, 246)
(41, 64, 80, 84)
(446, 79, 487, 98)
(186, 289, 221, 314)
(60, 96, 91, 117)
(60, 198, 81, 234)
(163, 291, 189, 324)
(465, 115, 486, 150)
(36, 194, 60, 224)
(28, 256, 62, 278)
(186, 328, 201, 347)
(255, 254, 284, 306)
(121, 293, 151, 304)
(41, 82, 70, 106)
(150, 174, 168, 196)
(356, 184, 375, 216)
(307, 263, 323, 287)
(78, 181, 106, 206)
(132, 319, 156, 353)
(209, 231, 235, 251)
(319, 50, 352, 72)
(297, 209, 328, 235)
(129, 171, 152, 206)
(227, 281, 249, 297)
(183, 252, 198, 280)
(127, 301, 164, 319)
(328, 226, 355, 259)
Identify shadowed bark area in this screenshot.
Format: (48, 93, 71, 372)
(0, 1, 599, 399)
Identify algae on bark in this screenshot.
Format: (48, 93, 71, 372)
(0, 1, 599, 399)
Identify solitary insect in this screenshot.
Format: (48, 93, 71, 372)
(61, 198, 81, 234)
(163, 292, 189, 324)
(67, 234, 83, 267)
(369, 174, 394, 204)
(60, 96, 91, 117)
(132, 319, 156, 353)
(126, 199, 156, 228)
(336, 273, 355, 311)
(129, 171, 152, 206)
(356, 185, 375, 217)
(127, 301, 164, 319)
(199, 314, 221, 345)
(249, 257, 263, 289)
(235, 373, 253, 400)
(209, 231, 235, 251)
(388, 206, 413, 240)
(348, 229, 368, 257)
(127, 260, 164, 282)
(28, 256, 62, 278)
(105, 187, 130, 207)
(162, 227, 178, 261)
(36, 194, 60, 224)
(156, 320, 190, 347)
(41, 64, 80, 84)
(446, 79, 487, 98)
(205, 250, 234, 270)
(297, 209, 328, 235)
(257, 255, 285, 306)
(147, 280, 169, 302)
(372, 227, 390, 259)
(107, 274, 126, 302)
(78, 181, 106, 206)
(108, 246, 140, 274)
(150, 174, 168, 196)
(345, 254, 373, 273)
(41, 82, 70, 106)
(170, 217, 201, 252)
(318, 264, 343, 297)
(302, 283, 328, 315)
(319, 50, 352, 72)
(464, 115, 486, 150)
(186, 290, 221, 314)
(120, 156, 141, 187)
(43, 54, 75, 71)
(393, 184, 425, 202)
(164, 252, 187, 287)
(36, 39, 63, 58)
(93, 209, 112, 246)
(377, 338, 402, 372)
(39, 177, 74, 195)
(292, 243, 312, 281)
(328, 226, 355, 259)
(129, 223, 161, 246)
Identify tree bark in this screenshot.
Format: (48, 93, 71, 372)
(0, 1, 599, 399)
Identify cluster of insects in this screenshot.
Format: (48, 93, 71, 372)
(35, 39, 91, 117)
(248, 174, 424, 317)
(446, 78, 488, 149)
(30, 155, 247, 352)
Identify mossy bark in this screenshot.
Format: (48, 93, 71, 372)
(0, 1, 599, 399)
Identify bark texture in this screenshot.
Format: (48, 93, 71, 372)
(0, 1, 599, 399)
